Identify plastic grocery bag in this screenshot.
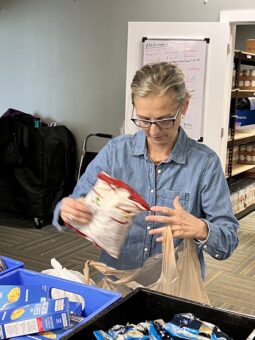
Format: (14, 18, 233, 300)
(67, 172, 150, 259)
(83, 227, 210, 304)
(42, 258, 85, 308)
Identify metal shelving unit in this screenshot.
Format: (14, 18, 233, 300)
(228, 50, 255, 219)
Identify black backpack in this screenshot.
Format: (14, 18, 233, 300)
(0, 108, 77, 227)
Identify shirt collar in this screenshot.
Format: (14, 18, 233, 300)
(131, 130, 147, 156)
(131, 127, 188, 164)
(170, 127, 188, 164)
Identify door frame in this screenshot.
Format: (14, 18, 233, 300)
(220, 10, 255, 55)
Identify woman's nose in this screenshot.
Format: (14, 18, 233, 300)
(149, 122, 161, 133)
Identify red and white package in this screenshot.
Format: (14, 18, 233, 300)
(67, 172, 150, 258)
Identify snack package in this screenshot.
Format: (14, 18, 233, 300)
(94, 321, 161, 340)
(164, 313, 233, 340)
(93, 316, 233, 340)
(67, 172, 150, 258)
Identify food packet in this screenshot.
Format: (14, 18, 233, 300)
(67, 172, 150, 259)
(93, 321, 160, 340)
(164, 313, 233, 340)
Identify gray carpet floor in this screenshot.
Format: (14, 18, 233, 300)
(0, 210, 255, 316)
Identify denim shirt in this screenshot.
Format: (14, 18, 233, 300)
(53, 127, 239, 279)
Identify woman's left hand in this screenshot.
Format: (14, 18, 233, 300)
(145, 196, 208, 242)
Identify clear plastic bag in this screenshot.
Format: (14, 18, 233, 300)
(84, 227, 210, 304)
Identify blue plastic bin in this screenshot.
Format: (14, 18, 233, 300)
(0, 268, 121, 338)
(0, 256, 24, 276)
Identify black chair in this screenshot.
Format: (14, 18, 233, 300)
(77, 133, 114, 180)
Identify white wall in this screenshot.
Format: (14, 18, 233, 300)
(1, 0, 255, 153)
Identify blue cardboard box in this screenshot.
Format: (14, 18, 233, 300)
(0, 285, 49, 310)
(0, 298, 70, 339)
(69, 301, 83, 316)
(236, 109, 255, 129)
(0, 257, 23, 276)
(0, 269, 121, 339)
(9, 315, 86, 340)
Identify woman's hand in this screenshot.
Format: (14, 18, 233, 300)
(60, 197, 93, 225)
(145, 196, 208, 242)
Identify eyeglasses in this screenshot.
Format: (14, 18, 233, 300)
(131, 104, 182, 129)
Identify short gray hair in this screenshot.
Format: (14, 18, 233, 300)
(131, 62, 190, 104)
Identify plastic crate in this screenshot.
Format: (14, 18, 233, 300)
(0, 268, 121, 339)
(79, 287, 255, 340)
(0, 256, 24, 276)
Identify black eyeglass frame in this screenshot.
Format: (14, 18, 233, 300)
(131, 104, 183, 129)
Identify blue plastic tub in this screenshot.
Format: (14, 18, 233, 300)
(0, 268, 122, 338)
(0, 256, 24, 276)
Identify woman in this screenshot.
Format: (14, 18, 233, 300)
(53, 62, 239, 279)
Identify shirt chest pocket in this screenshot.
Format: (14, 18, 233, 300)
(156, 190, 190, 212)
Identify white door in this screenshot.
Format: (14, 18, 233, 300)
(124, 22, 232, 167)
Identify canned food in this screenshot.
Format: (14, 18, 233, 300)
(247, 144, 253, 152)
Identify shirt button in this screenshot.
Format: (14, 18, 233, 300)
(144, 247, 148, 252)
(157, 169, 161, 174)
(151, 189, 154, 193)
(147, 226, 151, 230)
(203, 245, 207, 249)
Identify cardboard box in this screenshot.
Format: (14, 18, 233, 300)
(0, 298, 70, 339)
(236, 109, 255, 130)
(246, 39, 255, 54)
(9, 315, 86, 340)
(69, 301, 83, 316)
(0, 285, 49, 310)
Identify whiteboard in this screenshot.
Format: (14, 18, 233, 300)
(143, 38, 208, 141)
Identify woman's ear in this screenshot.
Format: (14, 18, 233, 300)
(180, 99, 189, 121)
(182, 99, 190, 115)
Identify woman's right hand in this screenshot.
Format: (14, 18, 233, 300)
(60, 197, 93, 225)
